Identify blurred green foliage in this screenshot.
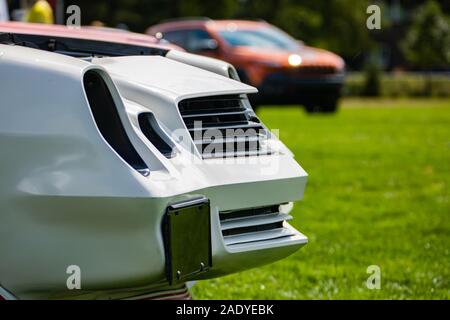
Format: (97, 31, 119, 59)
(69, 0, 449, 69)
(68, 0, 370, 54)
(345, 72, 450, 97)
(363, 64, 382, 97)
(401, 0, 450, 69)
(69, 0, 376, 56)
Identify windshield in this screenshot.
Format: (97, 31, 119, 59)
(218, 26, 300, 50)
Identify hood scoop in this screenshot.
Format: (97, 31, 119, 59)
(92, 56, 257, 98)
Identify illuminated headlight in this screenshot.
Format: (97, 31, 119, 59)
(288, 54, 302, 67)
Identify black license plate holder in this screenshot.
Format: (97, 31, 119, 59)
(164, 197, 212, 285)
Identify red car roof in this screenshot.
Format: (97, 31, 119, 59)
(0, 22, 183, 51)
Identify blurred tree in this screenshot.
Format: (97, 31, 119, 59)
(401, 0, 450, 69)
(72, 0, 239, 31)
(178, 0, 239, 19)
(401, 0, 450, 95)
(71, 0, 372, 58)
(63, 0, 449, 71)
(363, 63, 382, 96)
(237, 0, 373, 58)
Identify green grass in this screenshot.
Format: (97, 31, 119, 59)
(192, 98, 450, 299)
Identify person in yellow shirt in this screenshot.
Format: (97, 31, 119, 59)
(25, 0, 54, 24)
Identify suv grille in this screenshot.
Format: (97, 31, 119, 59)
(178, 95, 272, 158)
(219, 205, 296, 248)
(298, 65, 336, 75)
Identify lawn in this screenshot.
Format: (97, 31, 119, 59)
(192, 98, 450, 299)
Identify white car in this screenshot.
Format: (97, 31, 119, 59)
(0, 30, 308, 300)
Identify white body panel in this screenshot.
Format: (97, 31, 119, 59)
(165, 49, 241, 80)
(0, 44, 307, 299)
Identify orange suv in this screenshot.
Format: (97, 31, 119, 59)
(148, 18, 345, 112)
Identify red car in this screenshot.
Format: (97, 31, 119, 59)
(0, 21, 182, 52)
(148, 19, 346, 112)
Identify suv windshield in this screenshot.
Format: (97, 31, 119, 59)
(218, 26, 300, 50)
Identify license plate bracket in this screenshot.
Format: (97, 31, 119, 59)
(164, 197, 212, 285)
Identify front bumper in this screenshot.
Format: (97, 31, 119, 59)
(256, 72, 345, 104)
(4, 153, 308, 300)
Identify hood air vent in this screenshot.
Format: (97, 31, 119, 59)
(178, 95, 272, 159)
(84, 70, 149, 176)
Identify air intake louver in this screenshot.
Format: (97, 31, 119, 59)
(84, 70, 149, 176)
(138, 113, 175, 158)
(178, 95, 272, 158)
(219, 205, 296, 248)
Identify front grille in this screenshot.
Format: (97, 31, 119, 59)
(178, 95, 272, 158)
(219, 205, 296, 248)
(298, 65, 336, 75)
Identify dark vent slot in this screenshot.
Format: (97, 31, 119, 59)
(84, 70, 149, 176)
(220, 205, 280, 221)
(189, 123, 265, 136)
(222, 222, 284, 237)
(138, 113, 175, 158)
(200, 138, 260, 153)
(183, 112, 249, 129)
(179, 95, 246, 115)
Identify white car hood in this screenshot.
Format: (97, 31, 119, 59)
(92, 55, 257, 99)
